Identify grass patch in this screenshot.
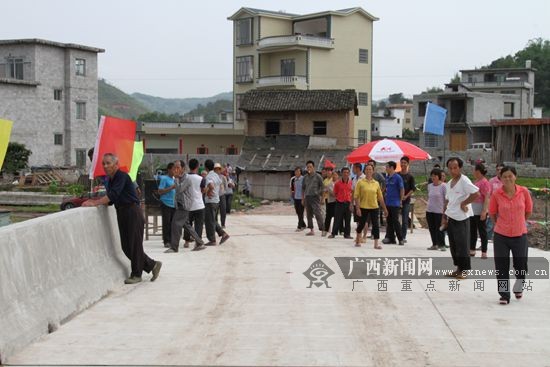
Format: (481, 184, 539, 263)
(1, 204, 60, 213)
(232, 193, 262, 211)
(415, 175, 550, 193)
(516, 177, 550, 189)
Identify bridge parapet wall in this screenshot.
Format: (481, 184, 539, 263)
(0, 206, 128, 363)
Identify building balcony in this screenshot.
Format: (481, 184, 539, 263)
(257, 35, 334, 51)
(462, 80, 532, 89)
(256, 75, 308, 89)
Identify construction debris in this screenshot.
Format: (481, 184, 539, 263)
(18, 171, 63, 187)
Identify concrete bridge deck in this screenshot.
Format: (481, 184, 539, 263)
(6, 214, 550, 366)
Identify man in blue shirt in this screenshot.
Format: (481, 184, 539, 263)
(399, 156, 416, 242)
(382, 161, 405, 245)
(157, 162, 176, 248)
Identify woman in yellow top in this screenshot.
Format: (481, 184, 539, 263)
(354, 164, 389, 248)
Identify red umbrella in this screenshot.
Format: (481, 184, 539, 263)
(347, 138, 431, 163)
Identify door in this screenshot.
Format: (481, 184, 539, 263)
(450, 131, 467, 151)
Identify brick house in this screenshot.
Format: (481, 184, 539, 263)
(239, 89, 358, 148)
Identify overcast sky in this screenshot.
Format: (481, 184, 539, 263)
(4, 0, 549, 100)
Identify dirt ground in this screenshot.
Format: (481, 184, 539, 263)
(245, 196, 550, 251)
(4, 195, 548, 250)
(413, 194, 549, 251)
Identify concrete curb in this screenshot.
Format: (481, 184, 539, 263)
(0, 206, 129, 363)
(0, 191, 66, 206)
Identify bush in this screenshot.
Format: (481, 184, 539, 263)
(47, 181, 59, 194)
(2, 142, 32, 174)
(67, 184, 85, 196)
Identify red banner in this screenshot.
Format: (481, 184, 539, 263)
(89, 116, 136, 178)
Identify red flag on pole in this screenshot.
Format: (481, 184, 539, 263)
(89, 116, 136, 178)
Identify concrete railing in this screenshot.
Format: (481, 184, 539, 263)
(0, 206, 128, 363)
(0, 191, 65, 206)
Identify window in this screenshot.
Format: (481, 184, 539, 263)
(504, 102, 514, 117)
(75, 58, 86, 76)
(76, 102, 86, 119)
(359, 49, 368, 64)
(76, 149, 87, 168)
(418, 102, 428, 117)
(424, 133, 439, 148)
(226, 146, 239, 155)
(281, 59, 295, 77)
(397, 119, 401, 124)
(54, 89, 62, 100)
(265, 120, 280, 136)
(501, 90, 516, 94)
(54, 133, 63, 145)
(313, 121, 327, 135)
(358, 129, 368, 145)
(358, 92, 369, 106)
(8, 58, 24, 80)
(405, 118, 411, 124)
(197, 145, 209, 154)
(236, 18, 253, 46)
(236, 56, 253, 83)
(235, 94, 245, 120)
(220, 112, 227, 122)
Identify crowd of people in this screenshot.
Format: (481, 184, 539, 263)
(157, 159, 234, 252)
(82, 154, 238, 285)
(84, 152, 533, 305)
(290, 157, 533, 305)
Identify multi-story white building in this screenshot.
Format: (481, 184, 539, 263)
(228, 7, 378, 145)
(371, 109, 400, 138)
(0, 39, 103, 167)
(386, 103, 413, 132)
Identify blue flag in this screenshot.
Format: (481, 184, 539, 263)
(423, 102, 447, 136)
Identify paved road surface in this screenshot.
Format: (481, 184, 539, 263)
(7, 214, 550, 366)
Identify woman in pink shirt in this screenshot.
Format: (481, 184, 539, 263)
(470, 163, 491, 258)
(488, 166, 533, 305)
(486, 163, 504, 241)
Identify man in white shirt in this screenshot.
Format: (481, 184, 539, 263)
(204, 160, 230, 246)
(168, 159, 206, 252)
(442, 157, 480, 279)
(183, 158, 208, 248)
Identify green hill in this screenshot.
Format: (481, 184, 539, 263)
(132, 91, 233, 115)
(184, 99, 233, 121)
(98, 79, 151, 120)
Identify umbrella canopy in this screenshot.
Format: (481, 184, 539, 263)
(347, 138, 431, 163)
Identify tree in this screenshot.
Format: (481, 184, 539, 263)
(389, 92, 406, 104)
(184, 99, 233, 122)
(137, 111, 181, 122)
(450, 72, 461, 83)
(2, 142, 32, 174)
(423, 86, 444, 94)
(487, 38, 550, 115)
